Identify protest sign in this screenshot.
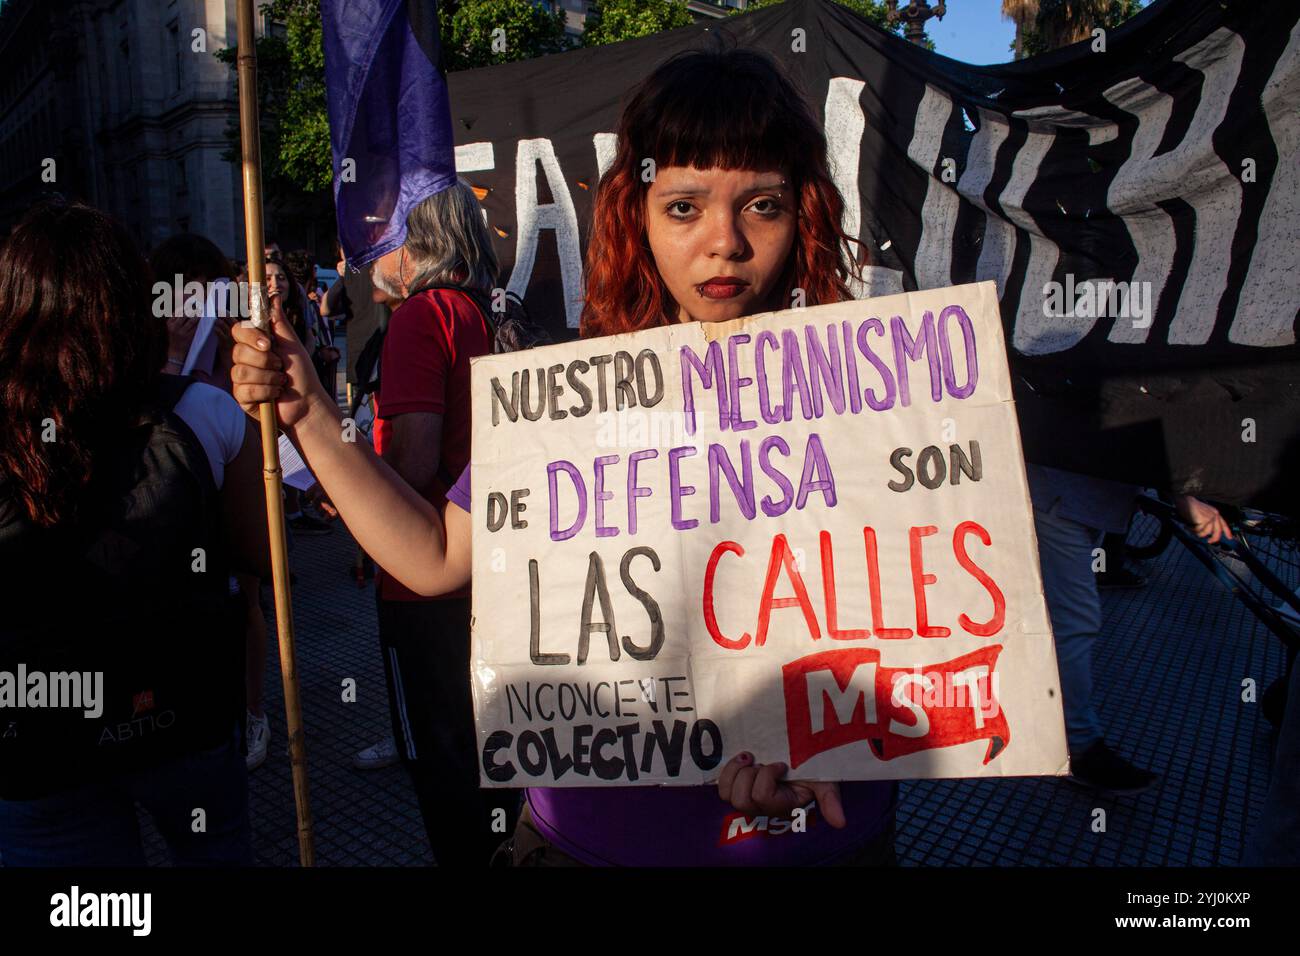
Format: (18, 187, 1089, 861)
(469, 281, 1068, 788)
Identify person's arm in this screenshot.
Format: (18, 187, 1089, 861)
(230, 299, 470, 596)
(321, 278, 350, 321)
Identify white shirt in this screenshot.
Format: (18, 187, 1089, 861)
(172, 382, 246, 490)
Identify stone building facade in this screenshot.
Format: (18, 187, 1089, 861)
(0, 0, 280, 260)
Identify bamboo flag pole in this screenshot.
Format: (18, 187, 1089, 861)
(236, 0, 315, 867)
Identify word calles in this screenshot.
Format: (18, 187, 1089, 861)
(703, 522, 1006, 651)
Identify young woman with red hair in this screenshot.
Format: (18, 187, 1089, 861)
(231, 47, 896, 865)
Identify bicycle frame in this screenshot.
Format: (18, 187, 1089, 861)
(1135, 495, 1300, 655)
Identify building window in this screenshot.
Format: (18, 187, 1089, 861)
(175, 158, 188, 196)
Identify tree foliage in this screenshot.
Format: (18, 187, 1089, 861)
(740, 0, 895, 32)
(582, 0, 694, 47)
(441, 0, 570, 69)
(215, 0, 330, 195)
(1012, 0, 1145, 57)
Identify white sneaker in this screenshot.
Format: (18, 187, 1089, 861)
(352, 735, 399, 770)
(246, 712, 271, 770)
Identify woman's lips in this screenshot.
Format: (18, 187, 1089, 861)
(697, 278, 749, 300)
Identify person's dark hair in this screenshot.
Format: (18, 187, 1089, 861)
(582, 47, 863, 337)
(284, 249, 316, 289)
(0, 198, 163, 527)
(148, 233, 234, 286)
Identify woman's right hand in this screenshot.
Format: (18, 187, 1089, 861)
(231, 292, 330, 430)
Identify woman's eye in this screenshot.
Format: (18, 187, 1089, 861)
(749, 198, 781, 216)
(667, 201, 695, 219)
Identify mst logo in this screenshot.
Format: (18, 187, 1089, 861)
(719, 807, 815, 846)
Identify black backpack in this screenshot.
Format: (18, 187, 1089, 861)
(349, 284, 550, 418)
(0, 375, 243, 799)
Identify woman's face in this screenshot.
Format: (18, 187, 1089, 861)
(644, 165, 797, 324)
(265, 262, 289, 298)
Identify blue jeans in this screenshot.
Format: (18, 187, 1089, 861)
(1033, 501, 1106, 754)
(0, 727, 252, 866)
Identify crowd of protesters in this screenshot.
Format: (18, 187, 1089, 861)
(0, 48, 1294, 868)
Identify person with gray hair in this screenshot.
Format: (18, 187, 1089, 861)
(361, 180, 519, 865)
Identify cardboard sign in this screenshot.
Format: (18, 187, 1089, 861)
(469, 281, 1068, 787)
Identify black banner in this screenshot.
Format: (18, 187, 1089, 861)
(446, 0, 1299, 510)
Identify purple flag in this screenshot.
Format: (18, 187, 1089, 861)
(321, 0, 457, 266)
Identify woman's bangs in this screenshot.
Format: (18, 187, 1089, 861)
(644, 76, 797, 175)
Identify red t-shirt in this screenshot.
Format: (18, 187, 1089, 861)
(373, 288, 490, 601)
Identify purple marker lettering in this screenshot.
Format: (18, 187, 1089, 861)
(780, 328, 813, 421)
(795, 433, 837, 509)
(679, 341, 728, 436)
(842, 320, 863, 414)
(856, 318, 896, 411)
(938, 304, 979, 399)
(708, 440, 756, 522)
(548, 460, 587, 541)
(668, 445, 699, 531)
(891, 311, 942, 407)
(726, 333, 756, 431)
(805, 323, 845, 418)
(755, 330, 783, 424)
(758, 435, 795, 517)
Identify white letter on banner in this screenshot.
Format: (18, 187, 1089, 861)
(806, 663, 876, 734)
(509, 139, 584, 329)
(824, 78, 866, 263)
(1232, 20, 1299, 346)
(956, 110, 1015, 298)
(908, 84, 958, 292)
(593, 133, 618, 183)
(984, 125, 1064, 354)
(455, 143, 495, 228)
(1104, 28, 1245, 345)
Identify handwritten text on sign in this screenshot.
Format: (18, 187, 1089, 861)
(469, 282, 1068, 787)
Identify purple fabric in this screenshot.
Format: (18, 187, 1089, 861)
(447, 464, 471, 513)
(528, 782, 895, 867)
(321, 0, 458, 267)
(455, 462, 895, 864)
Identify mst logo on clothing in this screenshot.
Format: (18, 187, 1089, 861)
(719, 807, 817, 846)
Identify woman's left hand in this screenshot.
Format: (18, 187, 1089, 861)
(717, 752, 847, 828)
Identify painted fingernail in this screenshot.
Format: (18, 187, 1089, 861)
(737, 752, 752, 764)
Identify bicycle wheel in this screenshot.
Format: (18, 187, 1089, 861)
(1126, 508, 1173, 561)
